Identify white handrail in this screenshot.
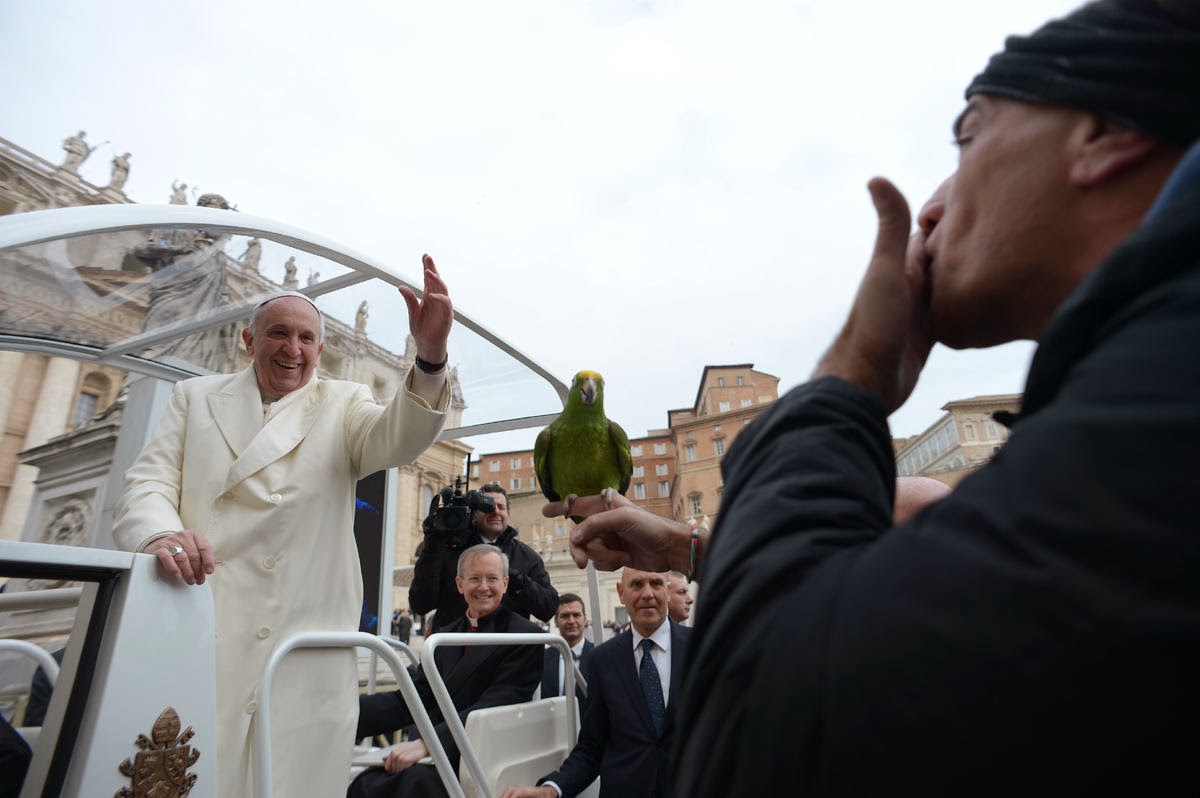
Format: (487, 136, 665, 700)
(0, 586, 83, 612)
(0, 640, 60, 686)
(364, 636, 419, 697)
(254, 631, 466, 798)
(421, 632, 582, 798)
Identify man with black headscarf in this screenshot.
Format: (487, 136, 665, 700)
(557, 1, 1200, 795)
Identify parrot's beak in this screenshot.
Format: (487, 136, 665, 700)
(580, 377, 598, 405)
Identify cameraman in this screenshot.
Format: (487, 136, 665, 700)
(410, 482, 558, 633)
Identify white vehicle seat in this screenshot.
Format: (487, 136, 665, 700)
(460, 696, 598, 798)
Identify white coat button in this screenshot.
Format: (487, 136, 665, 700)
(246, 701, 257, 714)
(263, 556, 277, 569)
(269, 493, 282, 503)
(257, 626, 271, 639)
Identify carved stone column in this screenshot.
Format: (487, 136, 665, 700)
(0, 356, 80, 541)
(0, 352, 23, 434)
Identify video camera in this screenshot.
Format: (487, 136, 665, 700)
(423, 475, 496, 549)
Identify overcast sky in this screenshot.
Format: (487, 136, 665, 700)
(2, 0, 1083, 455)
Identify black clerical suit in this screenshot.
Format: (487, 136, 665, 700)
(540, 638, 593, 710)
(673, 143, 1200, 796)
(539, 621, 690, 798)
(350, 606, 542, 798)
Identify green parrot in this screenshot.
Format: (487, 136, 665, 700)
(534, 370, 633, 521)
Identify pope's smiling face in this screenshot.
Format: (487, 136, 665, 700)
(242, 296, 324, 398)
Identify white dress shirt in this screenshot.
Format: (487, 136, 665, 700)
(631, 619, 672, 705)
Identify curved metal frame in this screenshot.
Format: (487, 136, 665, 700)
(421, 632, 583, 798)
(0, 204, 570, 439)
(0, 639, 61, 688)
(364, 636, 420, 696)
(0, 585, 82, 613)
(254, 631, 466, 798)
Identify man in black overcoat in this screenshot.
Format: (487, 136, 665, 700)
(556, 3, 1200, 795)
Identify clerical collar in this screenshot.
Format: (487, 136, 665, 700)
(466, 608, 498, 630)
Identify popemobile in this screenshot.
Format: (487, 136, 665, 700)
(0, 203, 601, 798)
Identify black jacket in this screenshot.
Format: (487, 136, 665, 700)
(541, 638, 594, 711)
(675, 169, 1200, 796)
(409, 525, 557, 633)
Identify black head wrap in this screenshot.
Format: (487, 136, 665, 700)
(965, 0, 1200, 145)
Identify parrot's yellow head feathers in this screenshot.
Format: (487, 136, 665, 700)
(570, 370, 605, 407)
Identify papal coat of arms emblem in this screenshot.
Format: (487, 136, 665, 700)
(116, 706, 200, 797)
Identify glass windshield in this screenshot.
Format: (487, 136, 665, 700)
(0, 208, 566, 455)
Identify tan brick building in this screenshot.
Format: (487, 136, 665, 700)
(894, 393, 1022, 487)
(667, 364, 780, 526)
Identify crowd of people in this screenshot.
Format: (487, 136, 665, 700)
(9, 2, 1198, 797)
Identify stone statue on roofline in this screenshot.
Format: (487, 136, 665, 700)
(61, 131, 94, 172)
(108, 152, 131, 191)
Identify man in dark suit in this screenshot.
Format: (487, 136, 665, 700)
(540, 593, 593, 709)
(501, 568, 690, 798)
(349, 545, 543, 798)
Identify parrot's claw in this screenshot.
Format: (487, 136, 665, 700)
(562, 494, 579, 520)
(601, 487, 615, 511)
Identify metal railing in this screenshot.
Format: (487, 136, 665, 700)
(421, 632, 583, 798)
(0, 586, 83, 613)
(0, 640, 60, 686)
(364, 636, 419, 696)
(253, 632, 465, 798)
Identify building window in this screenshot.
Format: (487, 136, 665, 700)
(714, 438, 725, 456)
(555, 522, 567, 537)
(737, 376, 744, 386)
(658, 481, 670, 498)
(631, 445, 643, 457)
(741, 399, 752, 407)
(690, 494, 702, 515)
(713, 424, 721, 432)
(511, 477, 521, 490)
(511, 457, 522, 469)
(717, 377, 725, 387)
(489, 460, 500, 472)
(71, 392, 99, 427)
(985, 421, 999, 440)
(471, 464, 479, 478)
(685, 444, 696, 462)
(633, 466, 645, 477)
(964, 424, 977, 441)
(655, 464, 668, 476)
(634, 483, 646, 500)
(718, 401, 730, 412)
(654, 443, 667, 455)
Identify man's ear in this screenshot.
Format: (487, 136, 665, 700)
(1070, 116, 1160, 186)
(241, 327, 254, 354)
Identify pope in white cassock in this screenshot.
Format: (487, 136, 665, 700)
(113, 255, 454, 797)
